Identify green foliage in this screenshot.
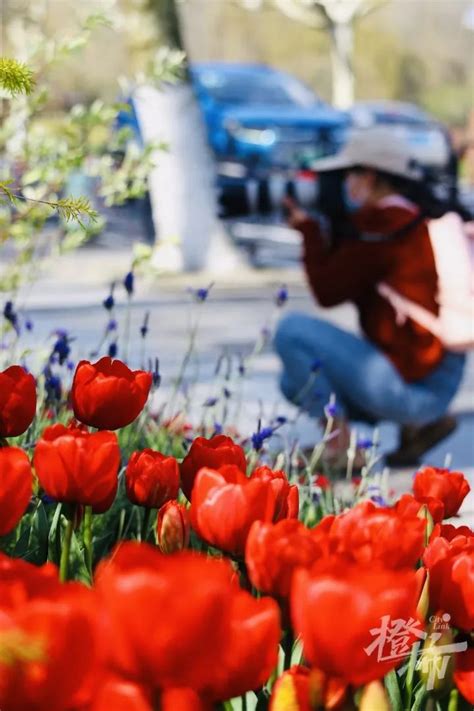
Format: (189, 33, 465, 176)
(0, 13, 182, 295)
(0, 185, 98, 226)
(53, 197, 99, 225)
(0, 58, 35, 96)
(0, 180, 18, 205)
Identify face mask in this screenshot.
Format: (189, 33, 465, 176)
(342, 181, 365, 213)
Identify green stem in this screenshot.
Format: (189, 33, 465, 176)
(237, 560, 252, 592)
(141, 507, 153, 542)
(83, 506, 93, 578)
(59, 516, 74, 583)
(246, 448, 259, 475)
(447, 688, 459, 711)
(405, 642, 421, 711)
(308, 410, 334, 474)
(241, 694, 247, 711)
(282, 629, 294, 671)
(166, 308, 202, 419)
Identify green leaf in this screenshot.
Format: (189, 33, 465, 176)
(69, 529, 91, 585)
(384, 669, 403, 711)
(48, 503, 63, 565)
(55, 196, 99, 223)
(0, 58, 34, 95)
(34, 502, 50, 564)
(63, 36, 88, 53)
(255, 690, 270, 710)
(0, 180, 19, 205)
(21, 168, 44, 186)
(82, 13, 113, 31)
(12, 525, 31, 558)
(411, 682, 428, 711)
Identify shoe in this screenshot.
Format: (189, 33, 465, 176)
(385, 415, 458, 468)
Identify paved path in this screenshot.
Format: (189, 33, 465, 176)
(20, 247, 473, 447)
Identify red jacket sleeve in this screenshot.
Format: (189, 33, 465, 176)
(299, 217, 395, 307)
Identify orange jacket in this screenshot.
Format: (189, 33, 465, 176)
(299, 196, 444, 382)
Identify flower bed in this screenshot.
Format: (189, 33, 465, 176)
(0, 279, 472, 711)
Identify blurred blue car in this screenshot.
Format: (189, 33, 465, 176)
(190, 63, 348, 173)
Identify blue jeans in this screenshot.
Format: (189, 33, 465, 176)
(274, 312, 466, 425)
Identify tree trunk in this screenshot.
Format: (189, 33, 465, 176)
(142, 0, 243, 272)
(329, 19, 355, 109)
(134, 82, 243, 272)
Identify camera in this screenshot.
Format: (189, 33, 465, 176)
(217, 158, 472, 227)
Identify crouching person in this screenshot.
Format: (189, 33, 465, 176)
(275, 127, 467, 467)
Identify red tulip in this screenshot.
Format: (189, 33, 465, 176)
(157, 500, 190, 553)
(160, 688, 212, 711)
(203, 589, 280, 702)
(0, 555, 101, 711)
(395, 492, 445, 524)
(413, 466, 470, 519)
(126, 449, 179, 509)
(436, 523, 474, 541)
(328, 500, 426, 568)
(252, 465, 299, 520)
(96, 544, 235, 690)
(313, 473, 331, 490)
(0, 446, 32, 535)
(270, 666, 346, 711)
(96, 543, 280, 699)
(71, 357, 152, 430)
(291, 558, 421, 687)
(454, 645, 474, 705)
(0, 553, 59, 603)
(0, 365, 36, 437)
(180, 435, 246, 500)
(246, 519, 323, 598)
(191, 465, 278, 557)
(423, 534, 474, 631)
(310, 515, 336, 557)
(33, 424, 120, 512)
(90, 676, 154, 711)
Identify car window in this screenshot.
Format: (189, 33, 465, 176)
(196, 69, 318, 107)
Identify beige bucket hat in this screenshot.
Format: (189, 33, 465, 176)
(313, 125, 423, 181)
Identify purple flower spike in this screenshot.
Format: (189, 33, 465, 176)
(275, 284, 289, 307)
(124, 271, 134, 296)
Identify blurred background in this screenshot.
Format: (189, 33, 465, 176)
(4, 0, 473, 266)
(2, 0, 473, 121)
(1, 0, 473, 469)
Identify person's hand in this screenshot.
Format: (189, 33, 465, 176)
(282, 196, 310, 229)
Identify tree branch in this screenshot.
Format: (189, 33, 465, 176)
(272, 0, 330, 29)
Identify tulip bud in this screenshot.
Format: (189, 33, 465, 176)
(308, 668, 347, 710)
(359, 680, 390, 711)
(270, 666, 310, 710)
(416, 503, 434, 545)
(419, 615, 455, 694)
(416, 568, 430, 621)
(157, 501, 190, 554)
